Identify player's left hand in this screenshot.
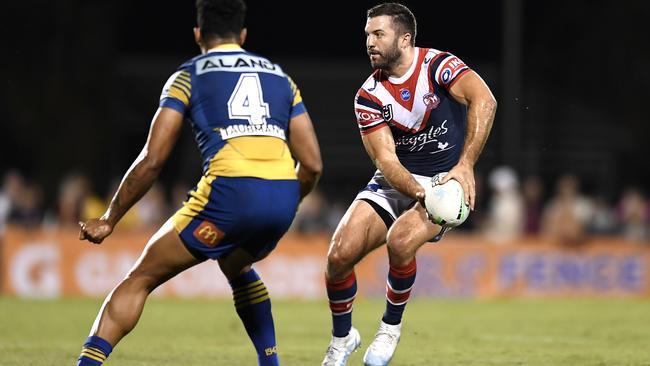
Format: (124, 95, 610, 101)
(440, 162, 475, 210)
(78, 218, 113, 244)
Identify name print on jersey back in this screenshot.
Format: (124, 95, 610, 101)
(196, 54, 284, 76)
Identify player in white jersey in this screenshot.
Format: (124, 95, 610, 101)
(322, 3, 496, 366)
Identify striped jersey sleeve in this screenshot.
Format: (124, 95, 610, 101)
(354, 88, 386, 135)
(430, 53, 471, 90)
(160, 70, 192, 114)
(286, 74, 307, 118)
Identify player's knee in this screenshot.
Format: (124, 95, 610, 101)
(123, 270, 162, 294)
(386, 229, 415, 263)
(326, 244, 355, 278)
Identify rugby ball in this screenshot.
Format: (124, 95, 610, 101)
(424, 172, 470, 227)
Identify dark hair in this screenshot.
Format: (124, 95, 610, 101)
(367, 3, 417, 45)
(196, 0, 246, 41)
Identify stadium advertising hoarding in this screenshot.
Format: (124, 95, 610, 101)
(1, 228, 649, 299)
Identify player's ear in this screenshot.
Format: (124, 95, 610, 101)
(239, 28, 247, 46)
(193, 27, 202, 46)
(401, 33, 412, 48)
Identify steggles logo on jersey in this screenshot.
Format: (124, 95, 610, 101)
(394, 120, 449, 152)
(382, 104, 393, 121)
(399, 88, 411, 101)
(423, 92, 441, 110)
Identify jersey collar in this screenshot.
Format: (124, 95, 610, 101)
(388, 47, 419, 84)
(207, 44, 243, 53)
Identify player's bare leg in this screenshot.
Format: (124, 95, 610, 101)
(323, 200, 388, 366)
(77, 219, 202, 365)
(364, 203, 441, 366)
(89, 220, 202, 344)
(327, 200, 388, 281)
(219, 248, 281, 366)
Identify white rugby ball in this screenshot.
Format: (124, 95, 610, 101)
(424, 172, 470, 227)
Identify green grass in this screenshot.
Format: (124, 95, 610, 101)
(1, 297, 649, 365)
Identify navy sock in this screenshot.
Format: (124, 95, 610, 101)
(326, 271, 357, 337)
(77, 335, 113, 366)
(382, 259, 416, 325)
(230, 269, 279, 366)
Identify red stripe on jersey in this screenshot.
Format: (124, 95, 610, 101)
(447, 68, 472, 90)
(386, 287, 412, 304)
(355, 108, 383, 126)
(360, 122, 388, 135)
(357, 88, 383, 107)
(380, 48, 428, 112)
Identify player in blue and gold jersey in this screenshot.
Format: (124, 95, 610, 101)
(75, 1, 322, 365)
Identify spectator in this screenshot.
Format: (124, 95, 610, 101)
(617, 187, 649, 242)
(58, 173, 103, 227)
(1, 170, 44, 228)
(291, 189, 333, 234)
(0, 171, 16, 234)
(483, 166, 524, 243)
(522, 175, 544, 235)
(588, 195, 617, 235)
(10, 182, 44, 227)
(541, 174, 593, 245)
(135, 183, 169, 228)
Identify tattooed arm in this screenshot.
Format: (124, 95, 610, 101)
(79, 107, 184, 244)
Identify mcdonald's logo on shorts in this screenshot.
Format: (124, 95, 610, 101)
(193, 220, 223, 247)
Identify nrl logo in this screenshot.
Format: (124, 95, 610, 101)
(382, 104, 393, 122)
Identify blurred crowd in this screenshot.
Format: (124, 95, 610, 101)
(1, 168, 649, 244)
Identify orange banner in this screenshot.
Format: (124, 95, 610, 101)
(2, 227, 650, 298)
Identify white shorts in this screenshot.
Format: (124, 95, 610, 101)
(355, 170, 449, 241)
(355, 170, 431, 222)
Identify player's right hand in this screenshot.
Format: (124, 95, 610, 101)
(78, 218, 113, 244)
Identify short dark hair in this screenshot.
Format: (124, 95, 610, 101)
(367, 3, 417, 45)
(196, 0, 246, 40)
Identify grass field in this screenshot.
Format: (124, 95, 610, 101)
(1, 297, 649, 365)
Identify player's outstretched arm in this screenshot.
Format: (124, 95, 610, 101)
(79, 107, 184, 244)
(443, 71, 497, 210)
(362, 126, 425, 203)
(287, 112, 322, 200)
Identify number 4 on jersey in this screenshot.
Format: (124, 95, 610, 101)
(228, 73, 270, 125)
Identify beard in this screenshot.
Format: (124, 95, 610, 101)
(369, 39, 401, 71)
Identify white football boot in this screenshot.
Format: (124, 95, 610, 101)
(363, 321, 401, 366)
(322, 327, 362, 366)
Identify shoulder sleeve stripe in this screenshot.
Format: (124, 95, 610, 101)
(160, 70, 191, 108)
(173, 78, 191, 91)
(286, 75, 303, 107)
(177, 71, 191, 81)
(433, 54, 470, 89)
(356, 95, 382, 112)
(168, 87, 190, 105)
(172, 81, 191, 97)
(447, 68, 471, 90)
(360, 122, 387, 135)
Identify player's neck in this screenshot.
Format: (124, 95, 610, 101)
(387, 47, 415, 79)
(202, 38, 242, 54)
